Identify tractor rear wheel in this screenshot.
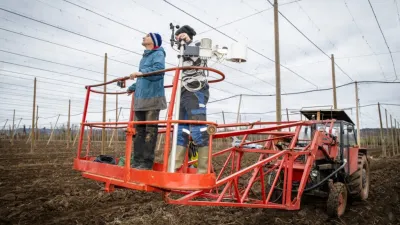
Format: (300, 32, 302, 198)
(327, 182, 347, 217)
(348, 154, 370, 201)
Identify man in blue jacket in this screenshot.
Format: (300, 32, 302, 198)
(127, 32, 167, 170)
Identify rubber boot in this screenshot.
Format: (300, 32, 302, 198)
(168, 145, 187, 172)
(197, 146, 209, 174)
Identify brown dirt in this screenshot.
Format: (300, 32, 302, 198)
(0, 140, 399, 225)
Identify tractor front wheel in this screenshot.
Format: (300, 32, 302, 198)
(327, 182, 347, 217)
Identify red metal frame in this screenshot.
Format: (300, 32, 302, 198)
(74, 66, 340, 210)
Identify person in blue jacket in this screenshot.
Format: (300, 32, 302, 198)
(127, 32, 167, 170)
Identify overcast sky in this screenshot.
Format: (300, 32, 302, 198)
(0, 0, 399, 131)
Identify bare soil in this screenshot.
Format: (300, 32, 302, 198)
(0, 140, 399, 225)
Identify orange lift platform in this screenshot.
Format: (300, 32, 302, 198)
(73, 29, 369, 216)
(73, 65, 369, 218)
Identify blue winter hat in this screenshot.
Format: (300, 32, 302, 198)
(149, 32, 162, 48)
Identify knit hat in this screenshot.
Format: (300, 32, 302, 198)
(149, 33, 162, 49)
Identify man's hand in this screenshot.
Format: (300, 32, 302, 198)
(176, 33, 191, 42)
(130, 72, 143, 80)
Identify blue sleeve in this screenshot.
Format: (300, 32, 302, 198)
(139, 51, 165, 81)
(127, 83, 136, 92)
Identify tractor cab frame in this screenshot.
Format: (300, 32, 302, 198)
(300, 109, 367, 175)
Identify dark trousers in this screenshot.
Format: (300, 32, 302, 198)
(177, 88, 209, 147)
(132, 110, 160, 168)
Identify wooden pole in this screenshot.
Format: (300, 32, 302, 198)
(73, 125, 80, 147)
(102, 53, 107, 154)
(236, 94, 242, 123)
(286, 108, 290, 131)
(355, 82, 361, 146)
(377, 102, 386, 156)
(156, 109, 169, 152)
(10, 109, 15, 145)
(331, 54, 337, 109)
(222, 111, 227, 132)
(395, 119, 399, 155)
(67, 99, 71, 148)
(115, 94, 118, 142)
(109, 107, 122, 147)
(47, 114, 60, 146)
(397, 121, 400, 155)
(274, 0, 282, 122)
(1, 119, 8, 134)
(13, 118, 22, 140)
(398, 121, 400, 155)
(385, 109, 389, 155)
(35, 105, 39, 141)
(31, 78, 36, 153)
(26, 126, 31, 144)
(390, 115, 395, 156)
(372, 130, 376, 148)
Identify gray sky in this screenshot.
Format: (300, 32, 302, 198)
(0, 0, 399, 131)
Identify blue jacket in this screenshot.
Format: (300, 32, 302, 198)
(128, 47, 167, 111)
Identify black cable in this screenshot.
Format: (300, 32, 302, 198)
(271, 161, 347, 193)
(0, 74, 131, 104)
(0, 28, 248, 96)
(61, 1, 266, 94)
(0, 49, 120, 78)
(0, 102, 80, 110)
(0, 8, 144, 57)
(343, 0, 386, 80)
(0, 81, 88, 97)
(208, 95, 239, 104)
(198, 7, 273, 35)
(367, 0, 398, 81)
(0, 90, 123, 104)
(381, 103, 400, 107)
(0, 73, 83, 89)
(63, 0, 146, 35)
(302, 162, 347, 192)
(396, 0, 400, 25)
(218, 62, 276, 88)
(0, 69, 91, 87)
(265, 0, 353, 82)
(208, 80, 400, 104)
(0, 27, 139, 68)
(336, 50, 400, 59)
(296, 1, 336, 50)
(241, 80, 400, 97)
(163, 0, 319, 88)
(0, 60, 102, 82)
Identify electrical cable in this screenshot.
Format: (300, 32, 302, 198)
(367, 0, 398, 81)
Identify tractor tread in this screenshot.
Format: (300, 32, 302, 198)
(348, 153, 370, 201)
(327, 182, 347, 217)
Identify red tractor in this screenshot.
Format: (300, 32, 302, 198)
(73, 66, 370, 218)
(267, 109, 370, 217)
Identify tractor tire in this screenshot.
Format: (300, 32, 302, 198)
(327, 182, 347, 217)
(348, 154, 370, 201)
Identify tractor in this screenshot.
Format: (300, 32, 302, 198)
(265, 109, 370, 217)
